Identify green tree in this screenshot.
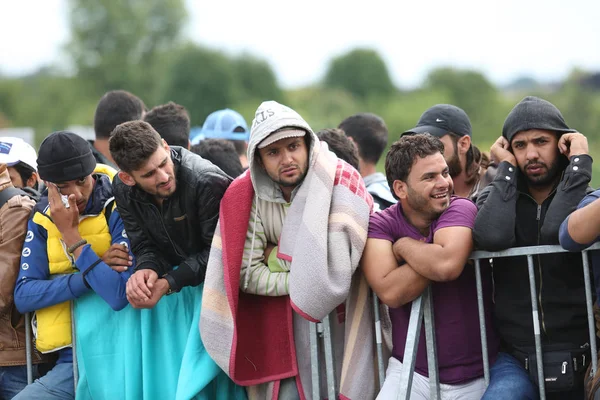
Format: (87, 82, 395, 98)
(67, 0, 187, 102)
(324, 48, 395, 100)
(233, 54, 283, 103)
(160, 44, 241, 126)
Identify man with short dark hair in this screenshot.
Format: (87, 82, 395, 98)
(362, 134, 498, 399)
(403, 104, 485, 200)
(316, 128, 360, 170)
(191, 139, 244, 178)
(339, 113, 396, 210)
(109, 120, 243, 398)
(144, 101, 191, 149)
(474, 96, 593, 399)
(13, 131, 133, 400)
(110, 120, 231, 306)
(92, 90, 146, 167)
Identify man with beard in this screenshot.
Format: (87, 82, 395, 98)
(105, 121, 244, 399)
(201, 101, 378, 399)
(362, 134, 498, 399)
(402, 104, 487, 200)
(474, 96, 592, 399)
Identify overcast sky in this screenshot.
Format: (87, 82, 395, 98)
(1, 0, 599, 89)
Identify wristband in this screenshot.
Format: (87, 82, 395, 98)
(67, 239, 88, 254)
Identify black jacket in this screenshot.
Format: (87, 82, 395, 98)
(113, 147, 231, 292)
(473, 155, 593, 348)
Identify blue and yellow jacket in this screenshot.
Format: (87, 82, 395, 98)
(14, 166, 134, 363)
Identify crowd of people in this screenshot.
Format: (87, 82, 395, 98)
(0, 89, 598, 400)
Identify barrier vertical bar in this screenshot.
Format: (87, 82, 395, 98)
(24, 312, 33, 384)
(423, 287, 440, 399)
(71, 301, 78, 393)
(373, 291, 385, 389)
(309, 322, 321, 400)
(474, 259, 490, 386)
(526, 255, 545, 400)
(396, 294, 425, 400)
(322, 315, 337, 400)
(581, 250, 598, 376)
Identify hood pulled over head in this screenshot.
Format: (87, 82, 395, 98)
(247, 101, 318, 202)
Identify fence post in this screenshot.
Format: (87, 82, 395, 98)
(423, 286, 441, 399)
(396, 294, 424, 400)
(322, 315, 337, 400)
(473, 259, 490, 386)
(526, 255, 546, 400)
(581, 250, 598, 377)
(373, 291, 386, 390)
(25, 312, 33, 384)
(71, 301, 78, 394)
(309, 322, 321, 399)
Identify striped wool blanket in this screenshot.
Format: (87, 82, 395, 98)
(200, 140, 378, 399)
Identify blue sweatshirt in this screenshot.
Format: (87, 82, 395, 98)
(14, 176, 134, 364)
(559, 189, 600, 301)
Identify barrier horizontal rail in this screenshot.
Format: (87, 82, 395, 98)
(470, 242, 600, 259)
(22, 243, 600, 399)
(394, 243, 600, 400)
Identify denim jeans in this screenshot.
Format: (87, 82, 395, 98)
(12, 362, 74, 400)
(482, 352, 539, 400)
(0, 365, 39, 400)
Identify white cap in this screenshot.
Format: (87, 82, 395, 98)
(258, 128, 306, 149)
(0, 137, 38, 171)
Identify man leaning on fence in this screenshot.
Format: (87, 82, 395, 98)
(109, 121, 244, 399)
(474, 96, 593, 399)
(12, 131, 133, 400)
(201, 100, 378, 399)
(361, 134, 498, 399)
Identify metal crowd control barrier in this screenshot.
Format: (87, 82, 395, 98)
(394, 243, 600, 400)
(22, 243, 599, 399)
(24, 303, 79, 391)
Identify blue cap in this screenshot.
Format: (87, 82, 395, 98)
(190, 109, 249, 145)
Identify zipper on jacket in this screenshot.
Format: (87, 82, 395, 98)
(153, 202, 186, 259)
(535, 203, 547, 335)
(133, 194, 186, 259)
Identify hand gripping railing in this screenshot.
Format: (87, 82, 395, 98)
(393, 242, 600, 400)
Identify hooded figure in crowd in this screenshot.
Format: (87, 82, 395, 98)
(201, 101, 379, 399)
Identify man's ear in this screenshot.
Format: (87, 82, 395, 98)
(392, 180, 408, 200)
(458, 135, 471, 155)
(27, 172, 39, 189)
(118, 171, 136, 187)
(162, 139, 170, 152)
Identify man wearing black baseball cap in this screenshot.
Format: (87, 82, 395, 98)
(13, 131, 133, 400)
(403, 104, 485, 199)
(474, 96, 592, 399)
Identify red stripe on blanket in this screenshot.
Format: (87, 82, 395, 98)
(219, 171, 298, 385)
(333, 160, 374, 211)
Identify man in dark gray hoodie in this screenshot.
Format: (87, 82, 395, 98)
(474, 96, 592, 399)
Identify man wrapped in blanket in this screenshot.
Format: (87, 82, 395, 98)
(201, 100, 379, 399)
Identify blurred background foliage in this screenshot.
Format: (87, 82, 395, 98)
(2, 0, 600, 186)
